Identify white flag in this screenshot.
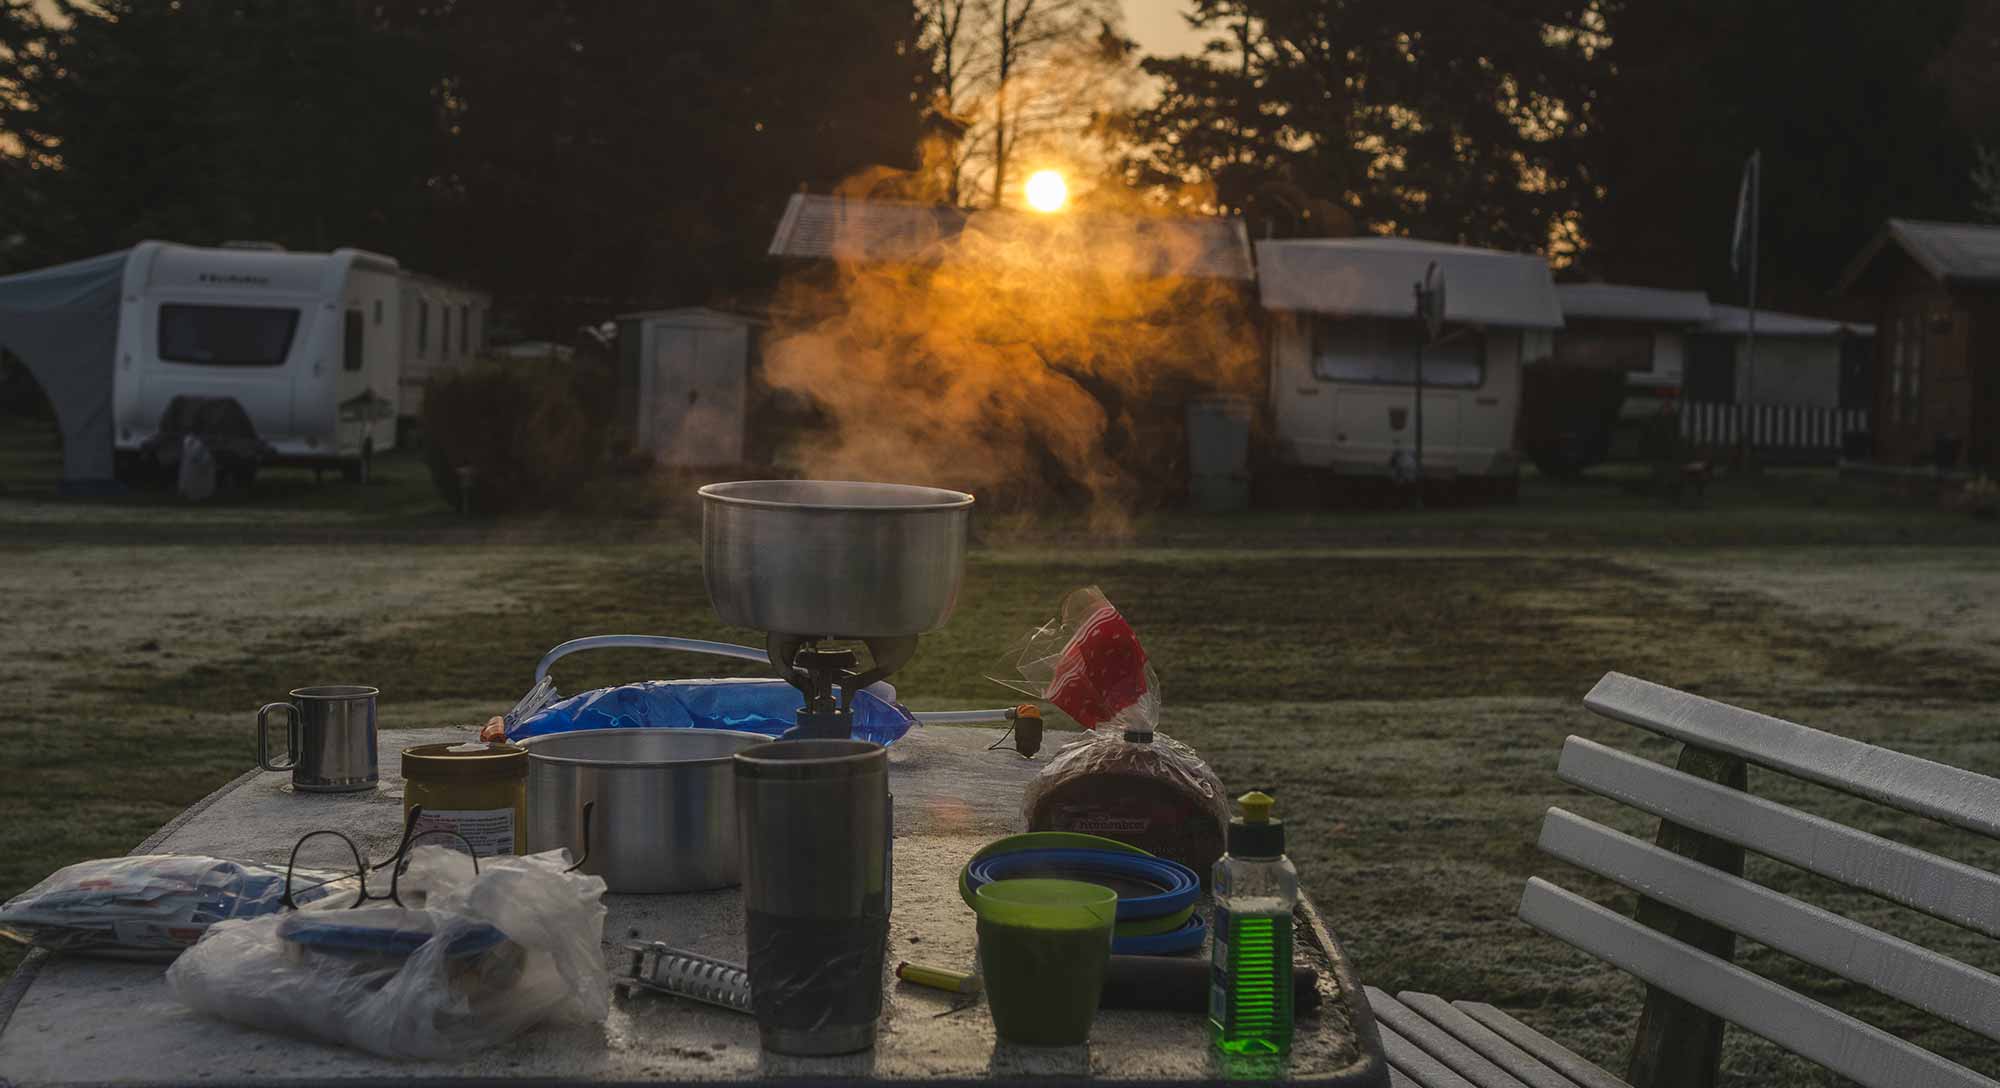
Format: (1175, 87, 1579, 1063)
(1731, 151, 1760, 279)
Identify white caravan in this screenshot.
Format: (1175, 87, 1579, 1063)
(1257, 237, 1565, 482)
(110, 241, 484, 481)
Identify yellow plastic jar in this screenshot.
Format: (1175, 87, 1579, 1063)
(401, 741, 528, 857)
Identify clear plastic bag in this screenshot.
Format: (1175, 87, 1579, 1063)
(166, 846, 609, 1060)
(0, 855, 350, 957)
(991, 588, 1231, 879)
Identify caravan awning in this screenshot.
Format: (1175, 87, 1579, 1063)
(0, 248, 129, 484)
(1555, 283, 1713, 324)
(1702, 305, 1872, 337)
(1254, 237, 1564, 328)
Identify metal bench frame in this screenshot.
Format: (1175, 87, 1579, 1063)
(1373, 672, 2000, 1088)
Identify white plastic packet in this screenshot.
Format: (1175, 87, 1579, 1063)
(0, 854, 350, 957)
(166, 846, 608, 1059)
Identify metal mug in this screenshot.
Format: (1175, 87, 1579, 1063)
(257, 685, 380, 793)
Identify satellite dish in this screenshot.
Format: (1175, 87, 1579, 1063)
(1421, 262, 1446, 342)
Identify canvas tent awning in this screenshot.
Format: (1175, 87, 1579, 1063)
(1255, 237, 1564, 328)
(0, 248, 128, 484)
(1554, 283, 1713, 324)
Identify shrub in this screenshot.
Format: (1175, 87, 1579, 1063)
(422, 362, 603, 515)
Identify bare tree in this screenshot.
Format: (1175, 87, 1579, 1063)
(919, 0, 1133, 208)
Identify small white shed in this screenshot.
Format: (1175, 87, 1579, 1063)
(615, 307, 753, 466)
(1256, 237, 1564, 480)
(1693, 305, 1872, 410)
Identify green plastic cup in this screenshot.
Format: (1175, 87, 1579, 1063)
(973, 878, 1118, 1046)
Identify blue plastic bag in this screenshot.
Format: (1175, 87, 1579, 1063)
(507, 677, 916, 746)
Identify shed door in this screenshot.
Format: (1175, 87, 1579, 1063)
(647, 323, 745, 466)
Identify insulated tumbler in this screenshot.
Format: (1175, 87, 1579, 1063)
(734, 739, 890, 1056)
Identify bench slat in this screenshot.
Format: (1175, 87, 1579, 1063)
(1378, 1021, 1482, 1088)
(1452, 1003, 1629, 1088)
(1559, 736, 2000, 940)
(1370, 987, 1534, 1088)
(1396, 991, 1594, 1088)
(1583, 672, 2000, 839)
(1540, 808, 2000, 1042)
(1517, 878, 2000, 1088)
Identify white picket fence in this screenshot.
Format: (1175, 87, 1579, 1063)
(1679, 401, 1867, 452)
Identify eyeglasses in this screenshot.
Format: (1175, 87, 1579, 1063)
(281, 804, 480, 910)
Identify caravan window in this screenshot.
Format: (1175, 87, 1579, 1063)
(459, 305, 469, 358)
(158, 304, 299, 367)
(418, 301, 430, 357)
(1310, 318, 1483, 388)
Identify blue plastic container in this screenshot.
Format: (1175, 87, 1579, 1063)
(507, 677, 917, 746)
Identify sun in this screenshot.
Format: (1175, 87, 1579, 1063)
(1024, 170, 1068, 213)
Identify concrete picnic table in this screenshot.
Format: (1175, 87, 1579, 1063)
(0, 724, 1390, 1086)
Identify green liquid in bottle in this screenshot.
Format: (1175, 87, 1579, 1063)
(1209, 907, 1294, 1055)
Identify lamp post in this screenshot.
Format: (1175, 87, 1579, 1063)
(1412, 261, 1445, 506)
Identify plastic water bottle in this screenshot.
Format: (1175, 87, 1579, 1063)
(1209, 791, 1297, 1055)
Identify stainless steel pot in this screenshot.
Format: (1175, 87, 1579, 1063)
(699, 480, 973, 638)
(522, 729, 763, 893)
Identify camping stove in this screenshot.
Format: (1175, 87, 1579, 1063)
(698, 480, 975, 741)
(767, 634, 918, 740)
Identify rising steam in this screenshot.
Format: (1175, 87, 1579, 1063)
(763, 176, 1261, 531)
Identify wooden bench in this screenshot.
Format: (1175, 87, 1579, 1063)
(1370, 671, 2000, 1088)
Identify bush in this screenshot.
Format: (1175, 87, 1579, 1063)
(421, 362, 603, 514)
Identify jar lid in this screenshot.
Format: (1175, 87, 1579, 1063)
(402, 741, 528, 781)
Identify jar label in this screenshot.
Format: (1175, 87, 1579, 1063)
(411, 808, 515, 857)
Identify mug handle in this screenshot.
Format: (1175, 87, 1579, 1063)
(257, 702, 299, 771)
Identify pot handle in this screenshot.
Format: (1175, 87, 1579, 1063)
(533, 635, 768, 685)
(563, 801, 594, 874)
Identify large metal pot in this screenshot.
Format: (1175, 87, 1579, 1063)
(522, 728, 763, 893)
(699, 480, 974, 638)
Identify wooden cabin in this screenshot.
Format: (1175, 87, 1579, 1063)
(1837, 219, 2000, 470)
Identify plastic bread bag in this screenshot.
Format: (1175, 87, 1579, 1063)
(166, 846, 609, 1059)
(0, 855, 353, 958)
(989, 587, 1230, 879)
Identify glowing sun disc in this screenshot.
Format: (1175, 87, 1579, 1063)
(1025, 170, 1068, 213)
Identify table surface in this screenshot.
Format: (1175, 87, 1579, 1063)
(0, 725, 1388, 1087)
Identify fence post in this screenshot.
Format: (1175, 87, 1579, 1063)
(1626, 743, 1748, 1088)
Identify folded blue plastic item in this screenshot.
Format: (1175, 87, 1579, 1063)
(507, 677, 916, 746)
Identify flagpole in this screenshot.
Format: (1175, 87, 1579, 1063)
(1744, 151, 1759, 410)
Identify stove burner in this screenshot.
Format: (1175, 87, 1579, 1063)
(767, 633, 919, 740)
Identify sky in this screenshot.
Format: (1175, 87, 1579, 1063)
(1124, 0, 1209, 59)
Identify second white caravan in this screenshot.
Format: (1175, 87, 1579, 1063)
(1256, 237, 1565, 484)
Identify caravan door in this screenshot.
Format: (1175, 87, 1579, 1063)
(1314, 319, 1479, 474)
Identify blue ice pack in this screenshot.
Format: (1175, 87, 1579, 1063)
(507, 677, 916, 746)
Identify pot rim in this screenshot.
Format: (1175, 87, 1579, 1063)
(520, 727, 762, 769)
(698, 479, 974, 513)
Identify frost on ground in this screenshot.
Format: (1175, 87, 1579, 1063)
(1638, 549, 2000, 670)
